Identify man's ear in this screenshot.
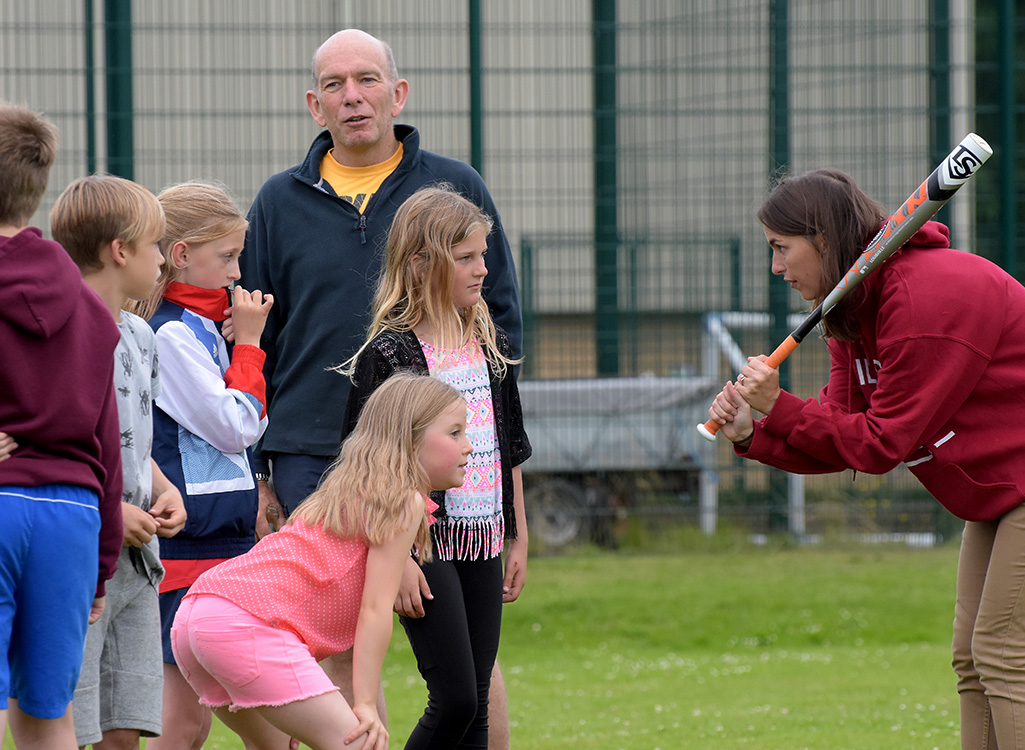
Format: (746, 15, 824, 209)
(170, 240, 189, 269)
(306, 90, 327, 128)
(391, 78, 409, 118)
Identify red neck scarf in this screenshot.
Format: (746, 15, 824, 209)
(164, 282, 230, 321)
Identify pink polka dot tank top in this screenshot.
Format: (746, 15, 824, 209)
(184, 517, 367, 661)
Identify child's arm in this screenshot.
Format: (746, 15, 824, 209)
(155, 318, 268, 455)
(348, 493, 423, 748)
(494, 327, 532, 604)
(503, 464, 528, 603)
(347, 340, 435, 617)
(150, 459, 187, 537)
(95, 376, 124, 601)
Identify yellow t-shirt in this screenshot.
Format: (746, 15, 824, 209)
(319, 145, 404, 214)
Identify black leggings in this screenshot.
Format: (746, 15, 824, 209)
(400, 554, 503, 750)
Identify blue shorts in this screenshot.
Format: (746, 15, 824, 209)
(159, 587, 191, 665)
(0, 485, 100, 719)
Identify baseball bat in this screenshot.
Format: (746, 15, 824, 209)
(698, 132, 993, 442)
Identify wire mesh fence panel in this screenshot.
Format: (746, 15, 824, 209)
(2, 0, 1017, 546)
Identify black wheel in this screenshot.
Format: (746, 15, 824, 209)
(525, 478, 585, 548)
(585, 484, 630, 549)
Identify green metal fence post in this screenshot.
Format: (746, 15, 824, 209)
(767, 0, 790, 533)
(520, 237, 536, 378)
(730, 237, 742, 311)
(469, 0, 483, 176)
(998, 0, 1017, 278)
(105, 0, 133, 179)
(85, 0, 97, 175)
(929, 0, 952, 231)
(593, 0, 619, 375)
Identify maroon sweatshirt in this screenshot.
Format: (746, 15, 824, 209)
(740, 221, 1025, 522)
(0, 227, 123, 596)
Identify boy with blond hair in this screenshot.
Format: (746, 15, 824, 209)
(51, 174, 188, 750)
(0, 103, 124, 749)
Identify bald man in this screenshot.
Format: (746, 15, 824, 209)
(239, 29, 523, 750)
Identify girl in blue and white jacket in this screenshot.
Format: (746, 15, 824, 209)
(138, 181, 273, 750)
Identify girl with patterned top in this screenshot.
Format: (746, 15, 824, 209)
(171, 373, 469, 750)
(344, 184, 531, 749)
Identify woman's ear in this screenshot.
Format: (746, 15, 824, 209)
(815, 233, 828, 255)
(170, 240, 189, 269)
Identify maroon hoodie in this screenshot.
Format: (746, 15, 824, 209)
(740, 221, 1025, 522)
(0, 227, 123, 596)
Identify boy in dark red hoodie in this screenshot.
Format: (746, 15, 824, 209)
(0, 103, 123, 748)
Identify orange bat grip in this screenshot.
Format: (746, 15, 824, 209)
(698, 335, 801, 439)
(764, 335, 800, 369)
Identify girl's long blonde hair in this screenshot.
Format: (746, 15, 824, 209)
(129, 180, 249, 320)
(343, 184, 520, 377)
(290, 373, 462, 561)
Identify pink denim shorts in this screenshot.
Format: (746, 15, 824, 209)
(170, 594, 338, 711)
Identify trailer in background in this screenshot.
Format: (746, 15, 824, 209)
(518, 376, 719, 548)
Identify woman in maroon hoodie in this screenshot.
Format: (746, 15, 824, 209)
(709, 168, 1025, 750)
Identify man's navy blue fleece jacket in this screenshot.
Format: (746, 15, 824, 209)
(239, 125, 523, 469)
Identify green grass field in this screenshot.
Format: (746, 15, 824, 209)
(5, 541, 963, 749)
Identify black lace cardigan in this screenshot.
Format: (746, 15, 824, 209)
(342, 327, 531, 539)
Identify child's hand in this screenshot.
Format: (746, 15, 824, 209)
(151, 485, 187, 538)
(229, 287, 274, 347)
(220, 312, 235, 343)
(393, 557, 432, 617)
(346, 704, 388, 749)
(0, 432, 17, 462)
(122, 502, 159, 547)
(89, 596, 106, 624)
(502, 535, 528, 603)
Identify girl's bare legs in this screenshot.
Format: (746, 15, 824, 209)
(7, 700, 77, 750)
(213, 706, 292, 750)
(488, 661, 510, 750)
(215, 692, 369, 750)
(146, 664, 212, 750)
(321, 651, 388, 724)
(92, 727, 144, 750)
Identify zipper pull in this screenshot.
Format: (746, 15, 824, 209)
(358, 214, 367, 245)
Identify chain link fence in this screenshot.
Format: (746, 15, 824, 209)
(2, 0, 1020, 549)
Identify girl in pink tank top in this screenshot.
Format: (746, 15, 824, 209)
(170, 374, 471, 750)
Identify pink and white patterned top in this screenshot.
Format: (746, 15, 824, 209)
(420, 336, 504, 561)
